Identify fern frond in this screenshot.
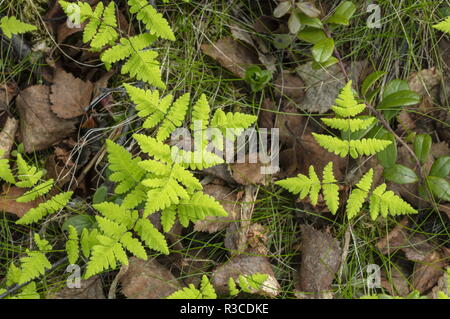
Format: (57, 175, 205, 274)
(101, 33, 156, 64)
(80, 228, 100, 258)
(191, 94, 210, 130)
(322, 162, 339, 214)
(93, 202, 138, 230)
(15, 154, 43, 188)
(128, 0, 175, 41)
(228, 277, 239, 296)
(369, 184, 417, 220)
(81, 1, 103, 43)
(122, 50, 165, 89)
(0, 16, 37, 39)
(433, 16, 450, 34)
(16, 191, 73, 225)
(321, 117, 375, 132)
(16, 179, 54, 203)
(174, 148, 225, 170)
(134, 218, 169, 254)
(90, 2, 118, 49)
(96, 216, 127, 240)
(312, 134, 391, 158)
(199, 275, 217, 299)
(18, 250, 52, 284)
(66, 225, 79, 264)
(177, 192, 228, 227)
(0, 150, 15, 184)
(346, 169, 373, 219)
(106, 140, 145, 194)
(122, 184, 148, 210)
(166, 284, 203, 299)
(161, 207, 177, 233)
(143, 178, 190, 216)
(331, 81, 365, 117)
(85, 234, 128, 278)
(119, 232, 147, 260)
(211, 109, 257, 138)
(133, 134, 173, 163)
(275, 166, 321, 204)
(157, 93, 190, 142)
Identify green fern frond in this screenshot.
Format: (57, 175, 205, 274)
(93, 202, 138, 230)
(18, 235, 52, 285)
(346, 169, 373, 219)
(106, 140, 145, 194)
(143, 178, 190, 216)
(210, 109, 257, 139)
(433, 16, 450, 34)
(16, 179, 54, 203)
(228, 277, 239, 296)
(161, 207, 177, 233)
(191, 94, 211, 130)
(96, 215, 127, 240)
(101, 34, 156, 64)
(81, 228, 100, 258)
(119, 232, 147, 260)
(15, 154, 44, 188)
(321, 117, 375, 132)
(90, 2, 118, 49)
(122, 184, 148, 209)
(16, 191, 73, 225)
(133, 134, 173, 163)
(122, 50, 165, 89)
(84, 235, 127, 279)
(369, 184, 417, 220)
(0, 16, 37, 39)
(331, 81, 365, 117)
(322, 162, 339, 214)
(275, 165, 321, 204)
(66, 225, 79, 264)
(200, 275, 217, 299)
(177, 192, 228, 227)
(174, 148, 225, 170)
(128, 0, 175, 41)
(167, 275, 215, 299)
(0, 149, 15, 184)
(134, 218, 169, 254)
(313, 134, 391, 158)
(157, 93, 190, 141)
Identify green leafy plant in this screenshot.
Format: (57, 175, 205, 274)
(166, 273, 268, 299)
(0, 16, 36, 39)
(433, 15, 450, 33)
(59, 0, 175, 88)
(244, 65, 272, 92)
(276, 81, 417, 220)
(274, 1, 356, 69)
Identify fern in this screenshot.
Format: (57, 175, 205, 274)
(59, 0, 173, 88)
(346, 169, 373, 219)
(0, 16, 36, 39)
(369, 184, 416, 220)
(276, 162, 339, 213)
(0, 149, 15, 184)
(17, 234, 52, 285)
(313, 81, 391, 159)
(16, 179, 54, 203)
(16, 191, 74, 225)
(66, 225, 80, 264)
(15, 154, 44, 188)
(433, 16, 450, 34)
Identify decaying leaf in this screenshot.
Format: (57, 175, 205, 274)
(194, 184, 241, 233)
(50, 67, 94, 119)
(380, 265, 411, 297)
(273, 71, 305, 103)
(16, 85, 77, 152)
(411, 250, 447, 293)
(0, 117, 18, 158)
(120, 257, 183, 299)
(201, 37, 260, 79)
(47, 276, 105, 299)
(408, 68, 441, 97)
(297, 225, 341, 299)
(211, 255, 280, 297)
(0, 186, 44, 217)
(231, 154, 270, 185)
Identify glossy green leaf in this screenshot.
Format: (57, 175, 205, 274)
(413, 134, 432, 165)
(429, 156, 450, 178)
(383, 164, 419, 184)
(327, 1, 356, 25)
(312, 56, 338, 70)
(297, 13, 322, 29)
(244, 65, 272, 92)
(312, 38, 334, 63)
(426, 176, 450, 201)
(376, 133, 397, 168)
(297, 27, 327, 43)
(361, 71, 386, 96)
(378, 90, 421, 109)
(383, 79, 410, 99)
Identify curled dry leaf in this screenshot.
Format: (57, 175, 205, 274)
(50, 67, 94, 119)
(16, 85, 77, 152)
(194, 184, 241, 233)
(0, 117, 18, 158)
(47, 276, 105, 299)
(201, 37, 260, 79)
(120, 257, 183, 299)
(0, 186, 44, 218)
(297, 225, 341, 299)
(211, 255, 280, 298)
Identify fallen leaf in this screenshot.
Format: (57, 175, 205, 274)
(0, 117, 18, 158)
(211, 255, 280, 297)
(16, 85, 77, 152)
(120, 257, 183, 299)
(297, 225, 341, 299)
(0, 186, 44, 217)
(380, 265, 411, 297)
(201, 37, 260, 79)
(408, 68, 441, 97)
(194, 184, 241, 233)
(273, 71, 305, 103)
(47, 276, 105, 299)
(0, 82, 19, 109)
(411, 250, 447, 293)
(50, 67, 94, 119)
(230, 154, 270, 185)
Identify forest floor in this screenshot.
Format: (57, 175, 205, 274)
(0, 0, 449, 299)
